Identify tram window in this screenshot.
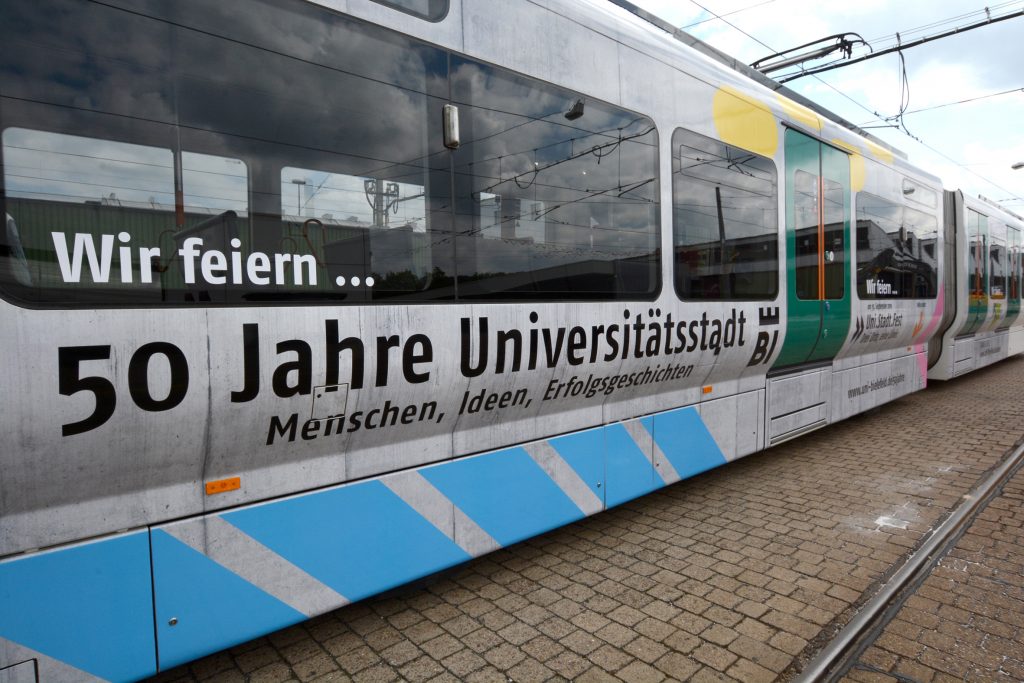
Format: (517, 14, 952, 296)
(279, 167, 436, 300)
(793, 171, 819, 300)
(990, 225, 1007, 299)
(967, 209, 988, 297)
(671, 129, 778, 301)
(1010, 227, 1021, 301)
(823, 178, 845, 300)
(450, 56, 660, 300)
(183, 153, 248, 215)
(855, 193, 938, 299)
(1, 0, 657, 306)
(0, 0, 453, 305)
(1, 128, 176, 300)
(369, 0, 448, 21)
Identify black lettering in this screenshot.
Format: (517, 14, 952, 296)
(231, 323, 260, 402)
(604, 324, 620, 361)
(496, 329, 522, 374)
(402, 334, 432, 384)
(325, 320, 365, 390)
(542, 327, 566, 367)
(419, 401, 437, 422)
(301, 419, 321, 440)
(375, 335, 400, 387)
(461, 317, 488, 378)
(272, 340, 312, 397)
(128, 342, 189, 411)
(567, 326, 586, 366)
(267, 413, 298, 444)
(59, 345, 115, 436)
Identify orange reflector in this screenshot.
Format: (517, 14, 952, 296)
(702, 385, 713, 394)
(205, 477, 240, 495)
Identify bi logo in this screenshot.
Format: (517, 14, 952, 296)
(747, 307, 779, 367)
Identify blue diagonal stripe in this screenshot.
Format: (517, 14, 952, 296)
(151, 530, 306, 671)
(651, 406, 727, 479)
(420, 447, 585, 547)
(548, 428, 606, 504)
(0, 532, 155, 682)
(604, 423, 658, 507)
(223, 480, 470, 603)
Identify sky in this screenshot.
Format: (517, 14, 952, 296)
(628, 0, 1024, 214)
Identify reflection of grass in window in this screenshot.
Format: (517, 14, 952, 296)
(372, 270, 422, 291)
(372, 267, 455, 292)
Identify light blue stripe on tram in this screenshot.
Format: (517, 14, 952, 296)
(548, 427, 606, 504)
(151, 530, 305, 671)
(604, 422, 659, 507)
(0, 532, 155, 682)
(222, 480, 470, 603)
(652, 406, 727, 479)
(420, 447, 585, 548)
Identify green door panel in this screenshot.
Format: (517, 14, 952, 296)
(774, 131, 821, 367)
(810, 143, 851, 360)
(773, 129, 851, 369)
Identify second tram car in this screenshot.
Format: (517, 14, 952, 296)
(0, 0, 1020, 680)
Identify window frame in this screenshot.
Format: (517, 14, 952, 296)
(854, 191, 939, 300)
(671, 126, 780, 303)
(0, 0, 662, 309)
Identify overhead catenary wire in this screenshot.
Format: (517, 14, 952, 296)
(776, 8, 1024, 82)
(856, 86, 1024, 125)
(864, 0, 1024, 48)
(680, 0, 778, 29)
(678, 0, 1024, 206)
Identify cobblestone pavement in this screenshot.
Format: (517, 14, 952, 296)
(842, 460, 1024, 682)
(150, 356, 1024, 683)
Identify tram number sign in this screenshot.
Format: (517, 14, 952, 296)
(58, 343, 190, 436)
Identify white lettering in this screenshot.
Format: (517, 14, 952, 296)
(201, 250, 227, 285)
(52, 232, 114, 283)
(247, 252, 271, 285)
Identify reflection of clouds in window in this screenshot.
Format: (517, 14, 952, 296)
(673, 158, 776, 246)
(3, 128, 174, 206)
(4, 2, 176, 124)
(174, 8, 435, 183)
(672, 129, 778, 300)
(182, 153, 248, 214)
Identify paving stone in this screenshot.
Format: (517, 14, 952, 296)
(294, 653, 339, 682)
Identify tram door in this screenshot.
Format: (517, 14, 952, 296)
(774, 129, 851, 368)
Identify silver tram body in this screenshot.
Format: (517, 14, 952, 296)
(0, 0, 1019, 679)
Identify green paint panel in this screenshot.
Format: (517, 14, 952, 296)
(812, 143, 851, 360)
(774, 130, 851, 369)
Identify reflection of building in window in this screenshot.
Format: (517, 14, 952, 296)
(279, 167, 432, 294)
(855, 192, 938, 299)
(453, 55, 659, 299)
(2, 128, 176, 293)
(0, 0, 659, 304)
(990, 242, 1006, 298)
(672, 128, 778, 301)
(967, 208, 988, 297)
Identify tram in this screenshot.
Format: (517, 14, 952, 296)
(0, 0, 1020, 680)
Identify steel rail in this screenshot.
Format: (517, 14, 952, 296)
(794, 438, 1024, 682)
